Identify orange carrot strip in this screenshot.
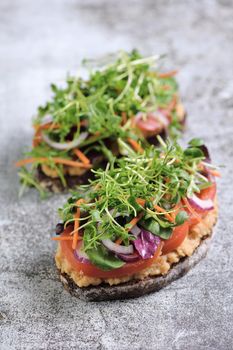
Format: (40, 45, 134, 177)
(207, 169, 221, 178)
(158, 70, 178, 78)
(51, 236, 73, 241)
(34, 122, 61, 132)
(73, 148, 90, 165)
(121, 112, 127, 125)
(15, 157, 92, 169)
(182, 198, 202, 222)
(72, 199, 85, 250)
(169, 203, 181, 221)
(153, 204, 174, 223)
(72, 209, 80, 250)
(162, 85, 171, 91)
(35, 120, 88, 131)
(136, 198, 146, 206)
(126, 212, 144, 232)
(32, 133, 42, 147)
(167, 95, 177, 112)
(127, 138, 144, 154)
(115, 238, 123, 245)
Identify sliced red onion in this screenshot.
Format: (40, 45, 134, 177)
(74, 240, 90, 263)
(102, 238, 134, 255)
(188, 194, 214, 211)
(40, 115, 53, 125)
(116, 252, 140, 263)
(42, 131, 88, 150)
(130, 224, 141, 237)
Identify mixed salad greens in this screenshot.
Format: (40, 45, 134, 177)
(57, 137, 218, 271)
(16, 50, 185, 197)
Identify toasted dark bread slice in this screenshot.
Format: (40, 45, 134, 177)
(36, 166, 95, 193)
(57, 233, 212, 302)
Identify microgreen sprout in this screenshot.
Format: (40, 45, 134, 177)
(59, 139, 215, 251)
(17, 50, 183, 196)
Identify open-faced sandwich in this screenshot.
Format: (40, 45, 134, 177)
(16, 50, 185, 197)
(53, 138, 219, 301)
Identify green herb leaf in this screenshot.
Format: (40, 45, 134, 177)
(86, 244, 125, 270)
(139, 218, 160, 235)
(157, 227, 173, 240)
(92, 210, 101, 222)
(175, 211, 188, 225)
(184, 147, 204, 158)
(188, 138, 204, 147)
(18, 50, 184, 196)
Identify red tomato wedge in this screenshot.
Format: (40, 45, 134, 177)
(186, 183, 216, 224)
(58, 185, 216, 278)
(59, 227, 163, 279)
(199, 182, 216, 201)
(162, 221, 189, 255)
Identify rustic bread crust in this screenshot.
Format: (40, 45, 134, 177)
(36, 166, 95, 193)
(57, 232, 214, 301)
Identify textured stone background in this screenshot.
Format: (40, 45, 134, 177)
(0, 1, 233, 349)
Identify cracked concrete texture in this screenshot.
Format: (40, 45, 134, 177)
(0, 0, 233, 349)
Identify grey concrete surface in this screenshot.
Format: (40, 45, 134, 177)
(0, 1, 233, 349)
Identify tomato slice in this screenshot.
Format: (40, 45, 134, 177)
(59, 185, 216, 278)
(59, 227, 162, 279)
(199, 182, 216, 201)
(184, 183, 216, 226)
(162, 221, 189, 255)
(190, 183, 216, 221)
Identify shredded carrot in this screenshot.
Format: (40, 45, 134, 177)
(169, 203, 181, 221)
(207, 169, 221, 178)
(33, 124, 59, 147)
(153, 204, 174, 223)
(121, 112, 127, 125)
(126, 212, 144, 231)
(34, 122, 60, 132)
(167, 95, 177, 113)
(15, 157, 92, 169)
(73, 148, 90, 165)
(32, 132, 42, 147)
(72, 211, 80, 250)
(51, 236, 73, 241)
(115, 238, 123, 245)
(127, 138, 144, 154)
(182, 198, 202, 222)
(136, 198, 146, 206)
(72, 199, 85, 250)
(158, 70, 178, 78)
(162, 85, 171, 91)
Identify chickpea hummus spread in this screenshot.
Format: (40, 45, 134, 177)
(55, 202, 217, 288)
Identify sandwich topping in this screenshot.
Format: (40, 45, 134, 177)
(16, 50, 185, 197)
(54, 138, 219, 287)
